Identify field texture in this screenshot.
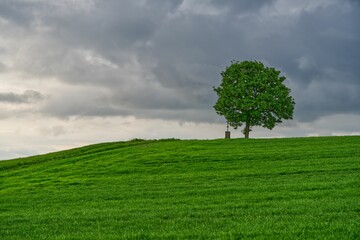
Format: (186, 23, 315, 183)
(1, 136, 360, 239)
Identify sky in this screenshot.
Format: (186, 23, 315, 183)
(0, 0, 359, 160)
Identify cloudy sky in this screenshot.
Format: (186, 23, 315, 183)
(1, 0, 359, 160)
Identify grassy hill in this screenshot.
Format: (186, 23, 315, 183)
(1, 136, 359, 239)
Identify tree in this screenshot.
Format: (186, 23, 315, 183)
(213, 60, 295, 138)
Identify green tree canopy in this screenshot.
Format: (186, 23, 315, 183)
(214, 60, 295, 138)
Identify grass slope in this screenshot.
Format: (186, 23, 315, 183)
(1, 136, 360, 239)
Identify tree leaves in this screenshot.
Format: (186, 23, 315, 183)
(213, 60, 295, 138)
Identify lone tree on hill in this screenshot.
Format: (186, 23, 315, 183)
(214, 60, 295, 138)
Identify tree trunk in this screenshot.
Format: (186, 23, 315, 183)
(244, 121, 250, 139)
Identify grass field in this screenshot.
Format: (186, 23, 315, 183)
(1, 136, 360, 239)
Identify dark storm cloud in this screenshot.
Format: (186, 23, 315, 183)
(208, 0, 276, 13)
(284, 3, 360, 121)
(0, 0, 36, 26)
(0, 90, 44, 104)
(45, 0, 184, 52)
(1, 0, 359, 123)
(145, 1, 360, 122)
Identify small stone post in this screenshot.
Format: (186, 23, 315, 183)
(225, 123, 231, 139)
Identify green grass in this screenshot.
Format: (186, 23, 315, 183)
(1, 136, 359, 239)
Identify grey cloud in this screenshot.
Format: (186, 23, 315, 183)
(0, 62, 6, 72)
(40, 89, 129, 118)
(11, 1, 181, 82)
(0, 0, 36, 26)
(0, 90, 44, 104)
(348, 0, 360, 5)
(1, 0, 359, 124)
(295, 5, 360, 80)
(294, 80, 360, 121)
(38, 125, 67, 137)
(208, 0, 276, 13)
(45, 0, 183, 50)
(285, 4, 360, 121)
